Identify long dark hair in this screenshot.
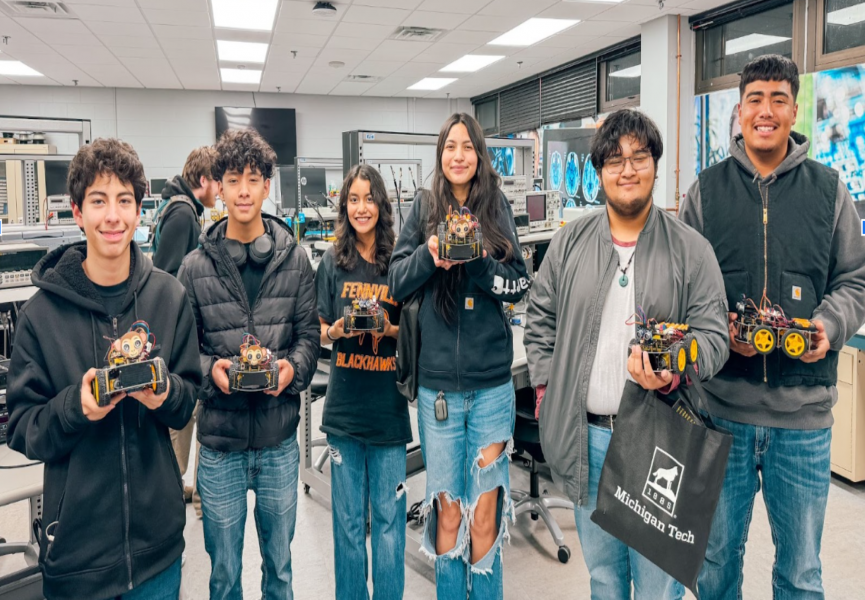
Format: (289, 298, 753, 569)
(334, 164, 395, 276)
(426, 113, 514, 323)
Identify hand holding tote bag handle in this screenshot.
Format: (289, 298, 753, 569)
(590, 364, 732, 599)
(395, 194, 428, 402)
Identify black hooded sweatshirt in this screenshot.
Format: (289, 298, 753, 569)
(6, 242, 202, 600)
(152, 175, 205, 277)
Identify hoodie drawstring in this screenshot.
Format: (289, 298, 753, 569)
(90, 313, 99, 366)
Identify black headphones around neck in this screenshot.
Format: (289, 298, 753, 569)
(224, 223, 274, 267)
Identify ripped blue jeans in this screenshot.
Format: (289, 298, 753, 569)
(417, 382, 516, 600)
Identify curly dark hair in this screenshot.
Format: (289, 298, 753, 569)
(67, 138, 147, 209)
(590, 108, 663, 175)
(213, 128, 276, 181)
(334, 164, 394, 276)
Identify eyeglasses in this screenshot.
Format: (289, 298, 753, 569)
(603, 152, 653, 175)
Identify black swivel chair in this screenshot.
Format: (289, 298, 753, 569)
(511, 386, 574, 563)
(310, 349, 331, 473)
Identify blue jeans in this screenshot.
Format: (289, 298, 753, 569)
(112, 557, 181, 600)
(699, 417, 831, 600)
(198, 432, 300, 600)
(417, 382, 515, 600)
(574, 424, 685, 600)
(328, 434, 407, 600)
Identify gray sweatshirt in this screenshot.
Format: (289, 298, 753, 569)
(680, 134, 865, 429)
(525, 205, 729, 506)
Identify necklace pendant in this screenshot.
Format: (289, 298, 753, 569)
(619, 274, 629, 287)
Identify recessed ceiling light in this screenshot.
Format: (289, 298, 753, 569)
(725, 34, 790, 56)
(408, 77, 457, 90)
(488, 18, 579, 47)
(609, 65, 641, 78)
(212, 0, 278, 31)
(217, 40, 269, 63)
(827, 4, 865, 25)
(440, 55, 505, 73)
(0, 61, 43, 77)
(220, 68, 262, 84)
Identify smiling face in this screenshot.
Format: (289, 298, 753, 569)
(600, 135, 656, 219)
(117, 331, 146, 360)
(73, 173, 140, 263)
(245, 345, 264, 367)
(739, 79, 798, 159)
(219, 165, 270, 227)
(441, 122, 478, 191)
(346, 176, 379, 237)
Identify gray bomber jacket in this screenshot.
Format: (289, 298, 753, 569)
(524, 205, 730, 506)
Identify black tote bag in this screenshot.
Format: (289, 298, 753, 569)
(590, 366, 732, 598)
(395, 195, 427, 402)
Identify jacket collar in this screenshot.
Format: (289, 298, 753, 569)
(599, 202, 660, 246)
(728, 131, 810, 183)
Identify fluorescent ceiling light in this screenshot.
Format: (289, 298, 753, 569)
(488, 18, 579, 47)
(408, 77, 457, 90)
(609, 65, 641, 78)
(725, 33, 791, 56)
(212, 0, 278, 31)
(217, 40, 269, 63)
(440, 55, 505, 73)
(827, 5, 865, 25)
(220, 68, 262, 84)
(0, 61, 43, 77)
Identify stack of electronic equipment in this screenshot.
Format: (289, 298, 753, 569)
(500, 176, 560, 236)
(0, 356, 9, 444)
(0, 243, 46, 289)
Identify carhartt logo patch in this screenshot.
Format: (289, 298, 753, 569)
(643, 447, 684, 517)
(465, 297, 474, 310)
(792, 286, 802, 301)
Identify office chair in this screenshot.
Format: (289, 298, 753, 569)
(511, 386, 574, 564)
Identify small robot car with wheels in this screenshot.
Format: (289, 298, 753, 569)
(228, 334, 279, 392)
(344, 296, 386, 334)
(628, 309, 699, 376)
(437, 206, 483, 262)
(734, 295, 817, 359)
(92, 321, 168, 407)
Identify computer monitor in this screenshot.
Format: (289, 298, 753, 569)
(150, 178, 168, 196)
(526, 193, 545, 222)
(43, 160, 70, 197)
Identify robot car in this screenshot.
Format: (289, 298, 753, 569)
(228, 333, 279, 392)
(437, 206, 483, 262)
(344, 296, 386, 334)
(92, 320, 168, 407)
(734, 295, 817, 359)
(628, 308, 699, 376)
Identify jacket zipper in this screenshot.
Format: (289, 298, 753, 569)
(114, 316, 134, 590)
(758, 181, 769, 383)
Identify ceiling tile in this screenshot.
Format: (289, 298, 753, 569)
(109, 46, 167, 59)
(136, 0, 209, 8)
(275, 18, 339, 36)
(537, 2, 613, 20)
(562, 20, 630, 38)
(413, 42, 481, 64)
(342, 5, 412, 26)
(142, 8, 210, 25)
(92, 66, 143, 88)
(270, 34, 330, 48)
(64, 4, 145, 23)
(330, 81, 376, 95)
(354, 0, 424, 8)
(16, 19, 92, 37)
(325, 36, 382, 51)
(80, 21, 153, 36)
(265, 57, 317, 73)
(400, 10, 470, 30)
(295, 78, 340, 95)
(351, 60, 404, 77)
(479, 0, 557, 19)
(458, 15, 526, 33)
(333, 21, 396, 40)
(362, 76, 417, 96)
(97, 35, 161, 49)
(366, 40, 432, 62)
(151, 25, 213, 40)
(163, 45, 217, 61)
(390, 61, 442, 78)
(597, 3, 670, 22)
(259, 71, 304, 90)
(438, 30, 496, 46)
(415, 0, 492, 15)
(50, 46, 120, 65)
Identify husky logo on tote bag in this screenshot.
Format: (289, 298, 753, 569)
(643, 447, 684, 517)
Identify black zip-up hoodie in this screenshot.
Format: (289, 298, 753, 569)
(389, 191, 530, 391)
(6, 242, 202, 600)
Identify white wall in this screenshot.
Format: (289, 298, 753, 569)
(0, 85, 471, 184)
